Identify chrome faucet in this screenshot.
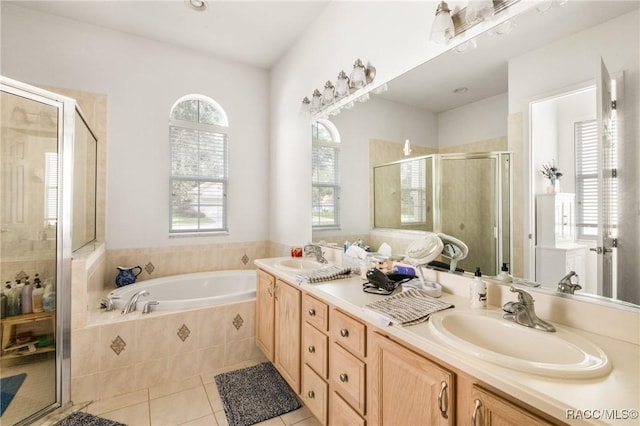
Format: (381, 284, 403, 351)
(502, 286, 555, 332)
(100, 295, 119, 311)
(121, 290, 149, 314)
(303, 244, 328, 263)
(557, 271, 582, 294)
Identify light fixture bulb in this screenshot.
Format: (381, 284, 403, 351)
(322, 80, 335, 105)
(430, 1, 455, 45)
(335, 71, 350, 98)
(403, 139, 412, 156)
(310, 89, 322, 112)
(349, 59, 367, 89)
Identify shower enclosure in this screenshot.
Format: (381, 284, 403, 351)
(373, 152, 512, 276)
(1, 77, 97, 425)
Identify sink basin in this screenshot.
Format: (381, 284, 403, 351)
(429, 309, 611, 378)
(274, 258, 328, 272)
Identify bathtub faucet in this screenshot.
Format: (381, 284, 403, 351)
(122, 290, 149, 315)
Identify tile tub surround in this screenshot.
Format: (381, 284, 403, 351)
(70, 299, 262, 402)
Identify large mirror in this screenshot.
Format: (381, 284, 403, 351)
(312, 1, 639, 307)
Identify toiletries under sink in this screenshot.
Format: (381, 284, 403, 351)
(470, 267, 487, 308)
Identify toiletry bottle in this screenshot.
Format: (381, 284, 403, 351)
(6, 282, 21, 316)
(497, 263, 513, 283)
(0, 284, 7, 319)
(21, 278, 33, 314)
(43, 280, 56, 312)
(470, 267, 487, 309)
(32, 274, 44, 313)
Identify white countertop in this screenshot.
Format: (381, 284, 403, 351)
(256, 257, 640, 425)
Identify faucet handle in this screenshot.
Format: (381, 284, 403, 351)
(509, 286, 534, 305)
(100, 296, 119, 311)
(142, 301, 159, 314)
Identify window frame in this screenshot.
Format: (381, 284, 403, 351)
(169, 95, 229, 235)
(312, 120, 341, 230)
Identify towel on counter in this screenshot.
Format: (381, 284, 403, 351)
(363, 288, 453, 326)
(296, 266, 352, 284)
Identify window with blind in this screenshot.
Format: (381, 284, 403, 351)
(312, 120, 340, 229)
(575, 119, 598, 239)
(400, 159, 426, 224)
(169, 96, 228, 233)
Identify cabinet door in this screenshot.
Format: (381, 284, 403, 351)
(256, 269, 275, 361)
(470, 386, 554, 426)
(370, 333, 453, 426)
(275, 279, 301, 394)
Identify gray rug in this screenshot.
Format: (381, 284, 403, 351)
(54, 412, 126, 426)
(214, 362, 301, 426)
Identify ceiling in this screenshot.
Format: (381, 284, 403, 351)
(8, 0, 331, 69)
(380, 0, 639, 113)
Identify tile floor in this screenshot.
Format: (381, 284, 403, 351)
(72, 360, 320, 426)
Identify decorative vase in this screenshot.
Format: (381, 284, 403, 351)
(553, 179, 560, 193)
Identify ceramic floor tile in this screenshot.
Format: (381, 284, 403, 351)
(100, 401, 150, 426)
(86, 389, 148, 415)
(149, 386, 212, 426)
(289, 415, 322, 426)
(203, 381, 220, 403)
(254, 417, 286, 426)
(280, 407, 313, 425)
(177, 413, 217, 426)
(214, 410, 229, 426)
(148, 375, 202, 400)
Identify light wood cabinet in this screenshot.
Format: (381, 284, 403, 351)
(330, 343, 366, 414)
(330, 391, 366, 426)
(274, 278, 301, 394)
(256, 269, 275, 361)
(303, 365, 328, 425)
(303, 322, 328, 378)
(370, 332, 454, 426)
(469, 385, 556, 426)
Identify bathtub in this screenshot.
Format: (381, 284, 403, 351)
(108, 269, 256, 311)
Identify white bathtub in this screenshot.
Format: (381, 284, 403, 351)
(108, 269, 256, 311)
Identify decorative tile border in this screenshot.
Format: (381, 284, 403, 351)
(233, 314, 244, 330)
(145, 262, 155, 274)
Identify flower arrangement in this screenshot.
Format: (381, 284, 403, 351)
(541, 161, 563, 182)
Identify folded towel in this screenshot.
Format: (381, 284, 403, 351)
(296, 266, 352, 284)
(363, 288, 453, 326)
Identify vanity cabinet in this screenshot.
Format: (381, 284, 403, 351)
(370, 332, 454, 425)
(255, 270, 301, 393)
(468, 385, 556, 426)
(302, 294, 330, 424)
(256, 269, 275, 361)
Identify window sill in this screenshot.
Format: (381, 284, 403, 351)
(169, 231, 229, 238)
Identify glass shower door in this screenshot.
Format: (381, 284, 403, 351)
(1, 89, 59, 425)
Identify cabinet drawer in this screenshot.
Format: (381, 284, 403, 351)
(331, 309, 366, 357)
(303, 365, 328, 425)
(330, 343, 366, 414)
(303, 322, 328, 378)
(303, 294, 328, 332)
(330, 391, 365, 426)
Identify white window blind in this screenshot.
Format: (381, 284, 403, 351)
(400, 159, 426, 224)
(44, 152, 57, 226)
(169, 97, 228, 233)
(312, 120, 340, 229)
(575, 119, 598, 239)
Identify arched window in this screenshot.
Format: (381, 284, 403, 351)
(169, 95, 228, 233)
(312, 119, 341, 229)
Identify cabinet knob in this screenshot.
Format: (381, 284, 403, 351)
(308, 308, 316, 316)
(307, 390, 315, 399)
(340, 328, 349, 338)
(308, 345, 315, 353)
(339, 373, 348, 383)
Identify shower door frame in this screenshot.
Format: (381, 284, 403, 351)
(1, 76, 73, 424)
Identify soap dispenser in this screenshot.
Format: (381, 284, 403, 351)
(470, 267, 487, 309)
(32, 274, 44, 313)
(497, 263, 513, 283)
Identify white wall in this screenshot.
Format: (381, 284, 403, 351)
(509, 9, 639, 299)
(438, 92, 508, 148)
(1, 4, 270, 250)
(268, 0, 530, 247)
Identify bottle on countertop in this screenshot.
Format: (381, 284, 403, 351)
(6, 282, 21, 316)
(496, 263, 513, 283)
(32, 274, 44, 313)
(0, 283, 7, 319)
(21, 277, 33, 314)
(470, 267, 487, 309)
(42, 279, 56, 312)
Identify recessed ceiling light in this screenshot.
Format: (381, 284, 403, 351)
(453, 87, 468, 94)
(185, 0, 207, 12)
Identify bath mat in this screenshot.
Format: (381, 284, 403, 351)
(1, 373, 27, 416)
(53, 411, 126, 426)
(215, 362, 301, 426)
